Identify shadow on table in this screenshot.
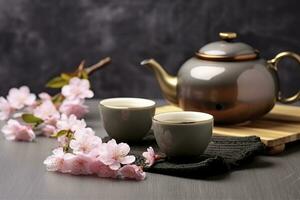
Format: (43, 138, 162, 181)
(235, 157, 274, 170)
(232, 140, 300, 172)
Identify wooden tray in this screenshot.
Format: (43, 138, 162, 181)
(156, 104, 300, 154)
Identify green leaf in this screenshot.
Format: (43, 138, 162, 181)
(60, 73, 72, 81)
(46, 76, 69, 88)
(51, 130, 68, 138)
(22, 114, 44, 125)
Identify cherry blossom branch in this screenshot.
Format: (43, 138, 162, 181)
(0, 56, 162, 181)
(85, 57, 111, 75)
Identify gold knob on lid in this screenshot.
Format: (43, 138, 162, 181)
(219, 32, 237, 41)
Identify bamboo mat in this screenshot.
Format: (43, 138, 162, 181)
(156, 104, 300, 154)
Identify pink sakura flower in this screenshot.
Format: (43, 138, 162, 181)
(59, 99, 88, 119)
(99, 139, 135, 170)
(44, 147, 67, 172)
(7, 86, 36, 109)
(43, 148, 65, 171)
(142, 147, 156, 167)
(62, 77, 94, 100)
(34, 123, 56, 137)
(63, 153, 93, 175)
(38, 92, 52, 101)
(1, 119, 35, 141)
(42, 116, 58, 137)
(43, 148, 75, 173)
(33, 100, 60, 121)
(56, 114, 86, 132)
(33, 100, 60, 137)
(13, 101, 38, 118)
(42, 124, 57, 137)
(119, 164, 146, 181)
(89, 159, 118, 178)
(0, 97, 13, 120)
(69, 128, 102, 154)
(87, 143, 108, 158)
(12, 112, 24, 119)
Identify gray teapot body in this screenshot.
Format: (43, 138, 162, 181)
(177, 57, 277, 123)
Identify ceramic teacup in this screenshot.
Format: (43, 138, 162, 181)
(153, 111, 213, 158)
(99, 98, 156, 142)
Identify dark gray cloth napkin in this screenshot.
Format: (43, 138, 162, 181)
(103, 134, 265, 179)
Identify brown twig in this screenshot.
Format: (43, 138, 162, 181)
(85, 57, 111, 75)
(77, 60, 86, 71)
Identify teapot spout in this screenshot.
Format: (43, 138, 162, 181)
(141, 59, 178, 105)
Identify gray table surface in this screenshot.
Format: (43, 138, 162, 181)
(0, 100, 300, 200)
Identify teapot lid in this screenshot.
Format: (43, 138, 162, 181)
(196, 32, 259, 61)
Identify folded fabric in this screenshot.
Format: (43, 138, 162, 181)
(103, 134, 265, 179)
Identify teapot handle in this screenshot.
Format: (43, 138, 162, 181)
(268, 51, 300, 104)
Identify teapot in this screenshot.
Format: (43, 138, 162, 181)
(141, 32, 300, 124)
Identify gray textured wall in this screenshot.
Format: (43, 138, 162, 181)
(0, 0, 299, 99)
